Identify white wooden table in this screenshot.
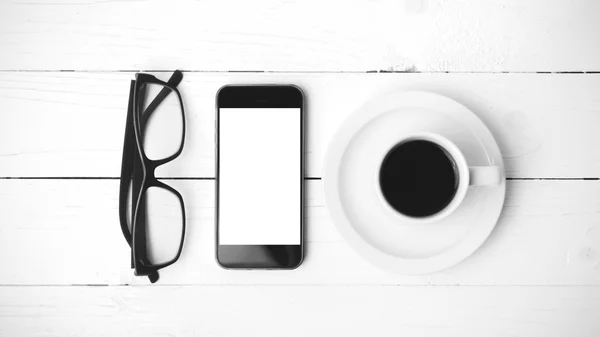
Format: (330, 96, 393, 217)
(1, 1, 600, 335)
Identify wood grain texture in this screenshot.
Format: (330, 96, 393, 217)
(0, 0, 599, 72)
(1, 179, 598, 286)
(1, 72, 599, 178)
(1, 1, 599, 335)
(1, 285, 599, 337)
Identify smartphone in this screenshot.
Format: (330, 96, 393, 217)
(215, 85, 304, 269)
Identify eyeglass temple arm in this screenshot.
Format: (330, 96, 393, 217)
(119, 81, 146, 277)
(119, 82, 135, 246)
(140, 70, 183, 129)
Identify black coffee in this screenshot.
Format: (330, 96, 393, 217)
(379, 140, 459, 218)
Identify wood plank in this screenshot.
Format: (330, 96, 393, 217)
(1, 0, 599, 71)
(1, 179, 598, 286)
(1, 72, 599, 178)
(1, 285, 599, 337)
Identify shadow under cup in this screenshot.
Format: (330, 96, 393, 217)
(379, 139, 460, 218)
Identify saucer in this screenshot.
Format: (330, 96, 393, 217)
(322, 91, 506, 274)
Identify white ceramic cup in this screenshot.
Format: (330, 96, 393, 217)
(376, 132, 503, 223)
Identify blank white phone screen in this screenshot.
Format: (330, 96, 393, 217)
(219, 108, 301, 245)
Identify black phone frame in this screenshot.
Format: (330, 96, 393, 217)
(215, 85, 304, 269)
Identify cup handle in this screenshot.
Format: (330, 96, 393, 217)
(469, 166, 503, 186)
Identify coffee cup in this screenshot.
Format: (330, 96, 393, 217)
(377, 132, 503, 223)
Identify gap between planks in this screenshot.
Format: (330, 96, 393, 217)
(1, 70, 600, 74)
(2, 284, 600, 287)
(0, 177, 597, 180)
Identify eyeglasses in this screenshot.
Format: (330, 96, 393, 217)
(118, 70, 186, 283)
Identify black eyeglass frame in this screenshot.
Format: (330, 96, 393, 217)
(118, 70, 186, 283)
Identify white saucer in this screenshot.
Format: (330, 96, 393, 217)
(322, 91, 506, 274)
